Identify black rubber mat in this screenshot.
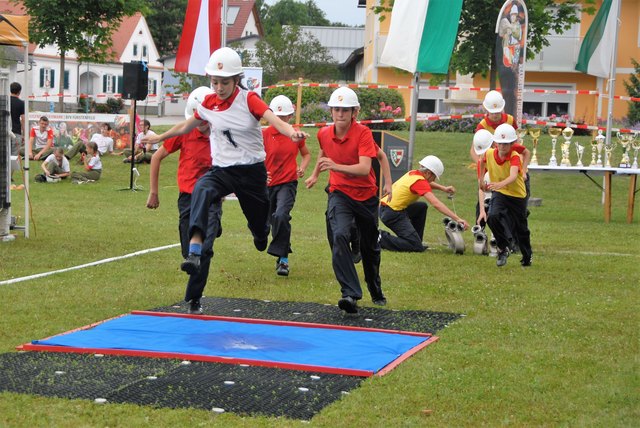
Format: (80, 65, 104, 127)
(1, 298, 462, 420)
(0, 352, 362, 420)
(151, 296, 462, 334)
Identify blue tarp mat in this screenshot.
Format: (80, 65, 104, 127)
(32, 314, 429, 374)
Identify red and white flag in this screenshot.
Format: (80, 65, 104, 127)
(175, 0, 222, 75)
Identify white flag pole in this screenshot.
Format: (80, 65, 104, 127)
(221, 0, 228, 47)
(408, 72, 419, 168)
(604, 0, 621, 149)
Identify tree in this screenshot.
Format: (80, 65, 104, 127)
(145, 0, 188, 57)
(260, 0, 330, 36)
(254, 26, 338, 84)
(623, 59, 640, 126)
(22, 0, 149, 112)
(373, 0, 595, 87)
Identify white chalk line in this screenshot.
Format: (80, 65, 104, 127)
(0, 243, 180, 286)
(2, 244, 636, 286)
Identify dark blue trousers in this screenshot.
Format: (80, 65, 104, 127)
(178, 192, 222, 302)
(379, 202, 428, 252)
(189, 162, 270, 246)
(267, 181, 297, 258)
(327, 191, 383, 302)
(487, 192, 532, 260)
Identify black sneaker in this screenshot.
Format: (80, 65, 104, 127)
(180, 253, 201, 274)
(496, 249, 509, 267)
(373, 297, 387, 306)
(520, 254, 533, 267)
(338, 296, 358, 314)
(188, 299, 202, 314)
(351, 251, 362, 264)
(254, 236, 268, 251)
(276, 261, 289, 276)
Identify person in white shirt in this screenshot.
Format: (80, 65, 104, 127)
(90, 123, 116, 156)
(41, 148, 71, 179)
(71, 141, 102, 183)
(20, 116, 54, 160)
(124, 119, 158, 163)
(142, 47, 307, 276)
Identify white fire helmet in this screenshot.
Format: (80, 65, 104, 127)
(493, 123, 518, 144)
(204, 47, 243, 77)
(269, 95, 295, 116)
(483, 90, 505, 113)
(327, 87, 360, 108)
(418, 155, 444, 180)
(473, 129, 494, 155)
(185, 86, 214, 119)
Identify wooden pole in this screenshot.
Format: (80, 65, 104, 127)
(295, 77, 303, 126)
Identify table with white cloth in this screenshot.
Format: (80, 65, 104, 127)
(528, 165, 640, 223)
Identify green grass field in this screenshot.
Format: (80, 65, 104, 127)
(1, 129, 638, 427)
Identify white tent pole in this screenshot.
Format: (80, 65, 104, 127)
(22, 40, 29, 238)
(604, 0, 621, 151)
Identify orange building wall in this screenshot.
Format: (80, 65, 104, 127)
(365, 0, 639, 126)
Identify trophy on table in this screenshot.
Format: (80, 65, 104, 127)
(604, 135, 617, 168)
(631, 131, 640, 169)
(575, 142, 585, 167)
(616, 131, 634, 168)
(548, 127, 562, 166)
(528, 127, 541, 166)
(560, 127, 574, 167)
(589, 130, 598, 166)
(516, 127, 528, 144)
(595, 129, 605, 166)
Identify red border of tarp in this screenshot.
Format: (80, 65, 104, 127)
(17, 311, 439, 377)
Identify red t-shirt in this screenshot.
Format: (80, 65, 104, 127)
(317, 121, 378, 201)
(163, 127, 212, 194)
(408, 170, 432, 195)
(263, 125, 307, 187)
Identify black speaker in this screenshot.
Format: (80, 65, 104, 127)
(122, 61, 148, 100)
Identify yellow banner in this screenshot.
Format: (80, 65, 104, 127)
(0, 14, 29, 46)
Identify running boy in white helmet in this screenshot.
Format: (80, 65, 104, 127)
(478, 123, 532, 267)
(471, 90, 520, 163)
(143, 47, 308, 275)
(263, 95, 311, 276)
(305, 87, 386, 314)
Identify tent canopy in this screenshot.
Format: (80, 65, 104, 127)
(0, 14, 28, 46)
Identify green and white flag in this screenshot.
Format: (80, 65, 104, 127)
(380, 0, 463, 74)
(575, 0, 619, 78)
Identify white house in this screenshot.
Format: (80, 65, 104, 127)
(0, 2, 163, 114)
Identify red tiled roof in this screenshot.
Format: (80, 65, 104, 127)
(227, 0, 262, 41)
(109, 13, 143, 60)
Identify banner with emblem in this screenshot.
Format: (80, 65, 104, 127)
(495, 0, 528, 126)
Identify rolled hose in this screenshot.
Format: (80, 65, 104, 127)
(443, 217, 465, 255)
